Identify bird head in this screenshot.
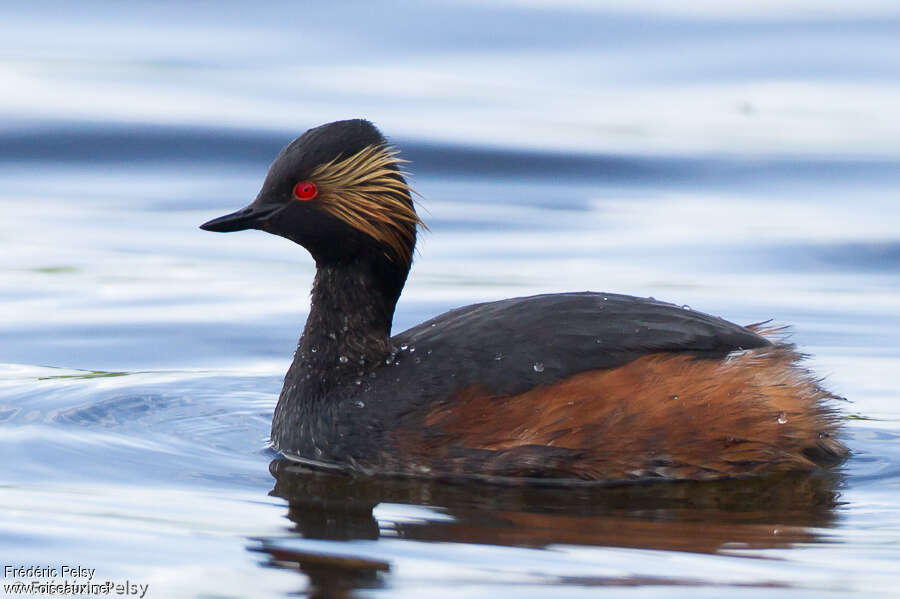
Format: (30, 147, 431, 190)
(201, 119, 423, 266)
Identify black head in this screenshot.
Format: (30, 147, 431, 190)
(200, 119, 422, 266)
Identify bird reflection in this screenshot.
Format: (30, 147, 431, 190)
(256, 458, 843, 596)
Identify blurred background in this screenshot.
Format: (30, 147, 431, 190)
(1, 1, 898, 597)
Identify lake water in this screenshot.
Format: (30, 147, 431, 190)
(1, 2, 899, 597)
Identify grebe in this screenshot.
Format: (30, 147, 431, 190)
(201, 119, 847, 482)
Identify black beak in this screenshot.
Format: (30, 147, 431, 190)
(199, 203, 282, 233)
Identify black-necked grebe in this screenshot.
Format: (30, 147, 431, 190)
(201, 119, 847, 482)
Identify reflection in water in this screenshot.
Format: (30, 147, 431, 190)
(259, 459, 844, 596)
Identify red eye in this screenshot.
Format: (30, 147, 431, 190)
(292, 181, 318, 201)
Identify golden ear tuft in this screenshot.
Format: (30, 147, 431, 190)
(310, 144, 426, 264)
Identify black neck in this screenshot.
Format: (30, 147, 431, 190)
(295, 255, 408, 392)
(271, 254, 408, 453)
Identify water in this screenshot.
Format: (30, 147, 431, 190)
(2, 2, 899, 597)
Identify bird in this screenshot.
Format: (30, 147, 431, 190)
(200, 119, 847, 483)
